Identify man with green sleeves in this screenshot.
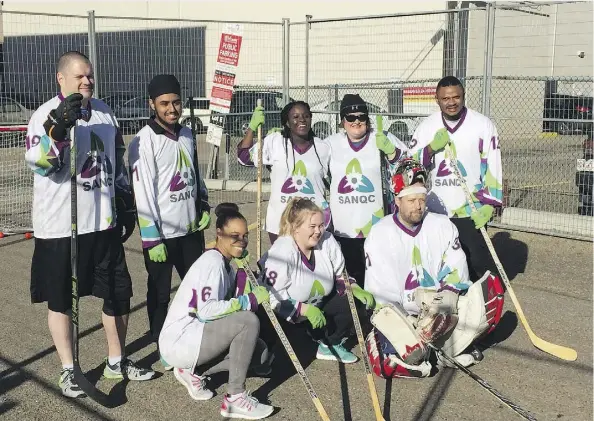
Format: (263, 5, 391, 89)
(409, 76, 503, 282)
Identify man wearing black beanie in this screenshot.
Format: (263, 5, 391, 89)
(128, 74, 211, 364)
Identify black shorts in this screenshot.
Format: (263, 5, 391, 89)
(30, 228, 133, 313)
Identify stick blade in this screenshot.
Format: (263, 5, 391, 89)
(72, 365, 117, 408)
(531, 335, 578, 361)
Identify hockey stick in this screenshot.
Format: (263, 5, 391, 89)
(431, 346, 537, 420)
(70, 125, 114, 407)
(239, 260, 331, 421)
(342, 268, 384, 421)
(255, 98, 263, 261)
(377, 116, 392, 216)
(445, 145, 577, 361)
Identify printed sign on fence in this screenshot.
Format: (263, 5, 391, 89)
(207, 23, 243, 147)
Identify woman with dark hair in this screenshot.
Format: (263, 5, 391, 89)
(158, 203, 274, 419)
(326, 94, 409, 287)
(237, 101, 331, 245)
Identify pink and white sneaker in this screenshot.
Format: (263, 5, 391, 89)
(220, 390, 274, 419)
(174, 368, 214, 401)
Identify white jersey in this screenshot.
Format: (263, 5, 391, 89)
(409, 108, 503, 217)
(364, 212, 471, 315)
(25, 96, 127, 239)
(238, 132, 331, 235)
(128, 120, 208, 248)
(259, 232, 345, 323)
(158, 249, 256, 370)
(327, 129, 408, 238)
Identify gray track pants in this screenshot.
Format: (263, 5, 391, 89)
(195, 311, 265, 395)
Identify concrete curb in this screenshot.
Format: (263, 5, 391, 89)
(501, 207, 592, 238)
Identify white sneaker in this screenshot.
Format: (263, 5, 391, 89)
(437, 352, 478, 369)
(59, 368, 86, 398)
(220, 391, 274, 419)
(174, 368, 214, 401)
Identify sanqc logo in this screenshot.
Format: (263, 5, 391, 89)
(281, 160, 314, 195)
(337, 158, 375, 205)
(170, 149, 196, 202)
(81, 132, 113, 191)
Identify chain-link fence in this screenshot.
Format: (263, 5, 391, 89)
(0, 2, 592, 240)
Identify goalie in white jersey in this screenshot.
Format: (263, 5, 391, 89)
(237, 101, 331, 244)
(409, 76, 503, 282)
(325, 94, 408, 287)
(25, 51, 154, 399)
(258, 198, 377, 366)
(128, 74, 210, 350)
(364, 159, 505, 378)
(159, 203, 274, 420)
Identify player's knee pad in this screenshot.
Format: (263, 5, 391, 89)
(438, 271, 504, 357)
(366, 329, 431, 379)
(102, 298, 131, 316)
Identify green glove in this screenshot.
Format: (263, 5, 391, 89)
(267, 127, 283, 135)
(303, 304, 326, 329)
(471, 204, 494, 229)
(351, 284, 376, 310)
(375, 115, 395, 155)
(148, 243, 167, 263)
(233, 250, 250, 269)
(197, 211, 210, 231)
(252, 286, 270, 305)
(429, 128, 450, 153)
(248, 106, 265, 132)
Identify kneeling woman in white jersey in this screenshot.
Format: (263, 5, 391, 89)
(237, 101, 331, 245)
(258, 198, 377, 364)
(363, 159, 504, 379)
(158, 203, 275, 420)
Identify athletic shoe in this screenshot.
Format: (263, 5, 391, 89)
(103, 357, 156, 381)
(220, 391, 274, 419)
(174, 368, 214, 401)
(316, 340, 358, 364)
(436, 352, 479, 369)
(160, 356, 173, 371)
(59, 368, 86, 398)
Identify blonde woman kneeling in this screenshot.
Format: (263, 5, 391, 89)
(257, 198, 377, 366)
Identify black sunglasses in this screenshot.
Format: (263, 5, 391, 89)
(344, 114, 369, 123)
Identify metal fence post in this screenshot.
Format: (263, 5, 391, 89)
(282, 18, 290, 104)
(305, 15, 312, 103)
(87, 10, 99, 99)
(481, 3, 495, 117)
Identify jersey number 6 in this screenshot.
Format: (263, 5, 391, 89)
(201, 287, 212, 302)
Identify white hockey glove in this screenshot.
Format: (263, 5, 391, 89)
(415, 289, 459, 345)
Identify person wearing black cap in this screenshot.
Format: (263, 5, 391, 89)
(325, 93, 408, 287)
(128, 74, 211, 363)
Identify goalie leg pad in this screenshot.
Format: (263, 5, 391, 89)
(366, 329, 431, 379)
(370, 303, 427, 365)
(483, 273, 505, 336)
(437, 271, 504, 357)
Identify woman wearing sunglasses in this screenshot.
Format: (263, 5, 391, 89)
(326, 94, 408, 287)
(238, 101, 331, 245)
(158, 203, 275, 420)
